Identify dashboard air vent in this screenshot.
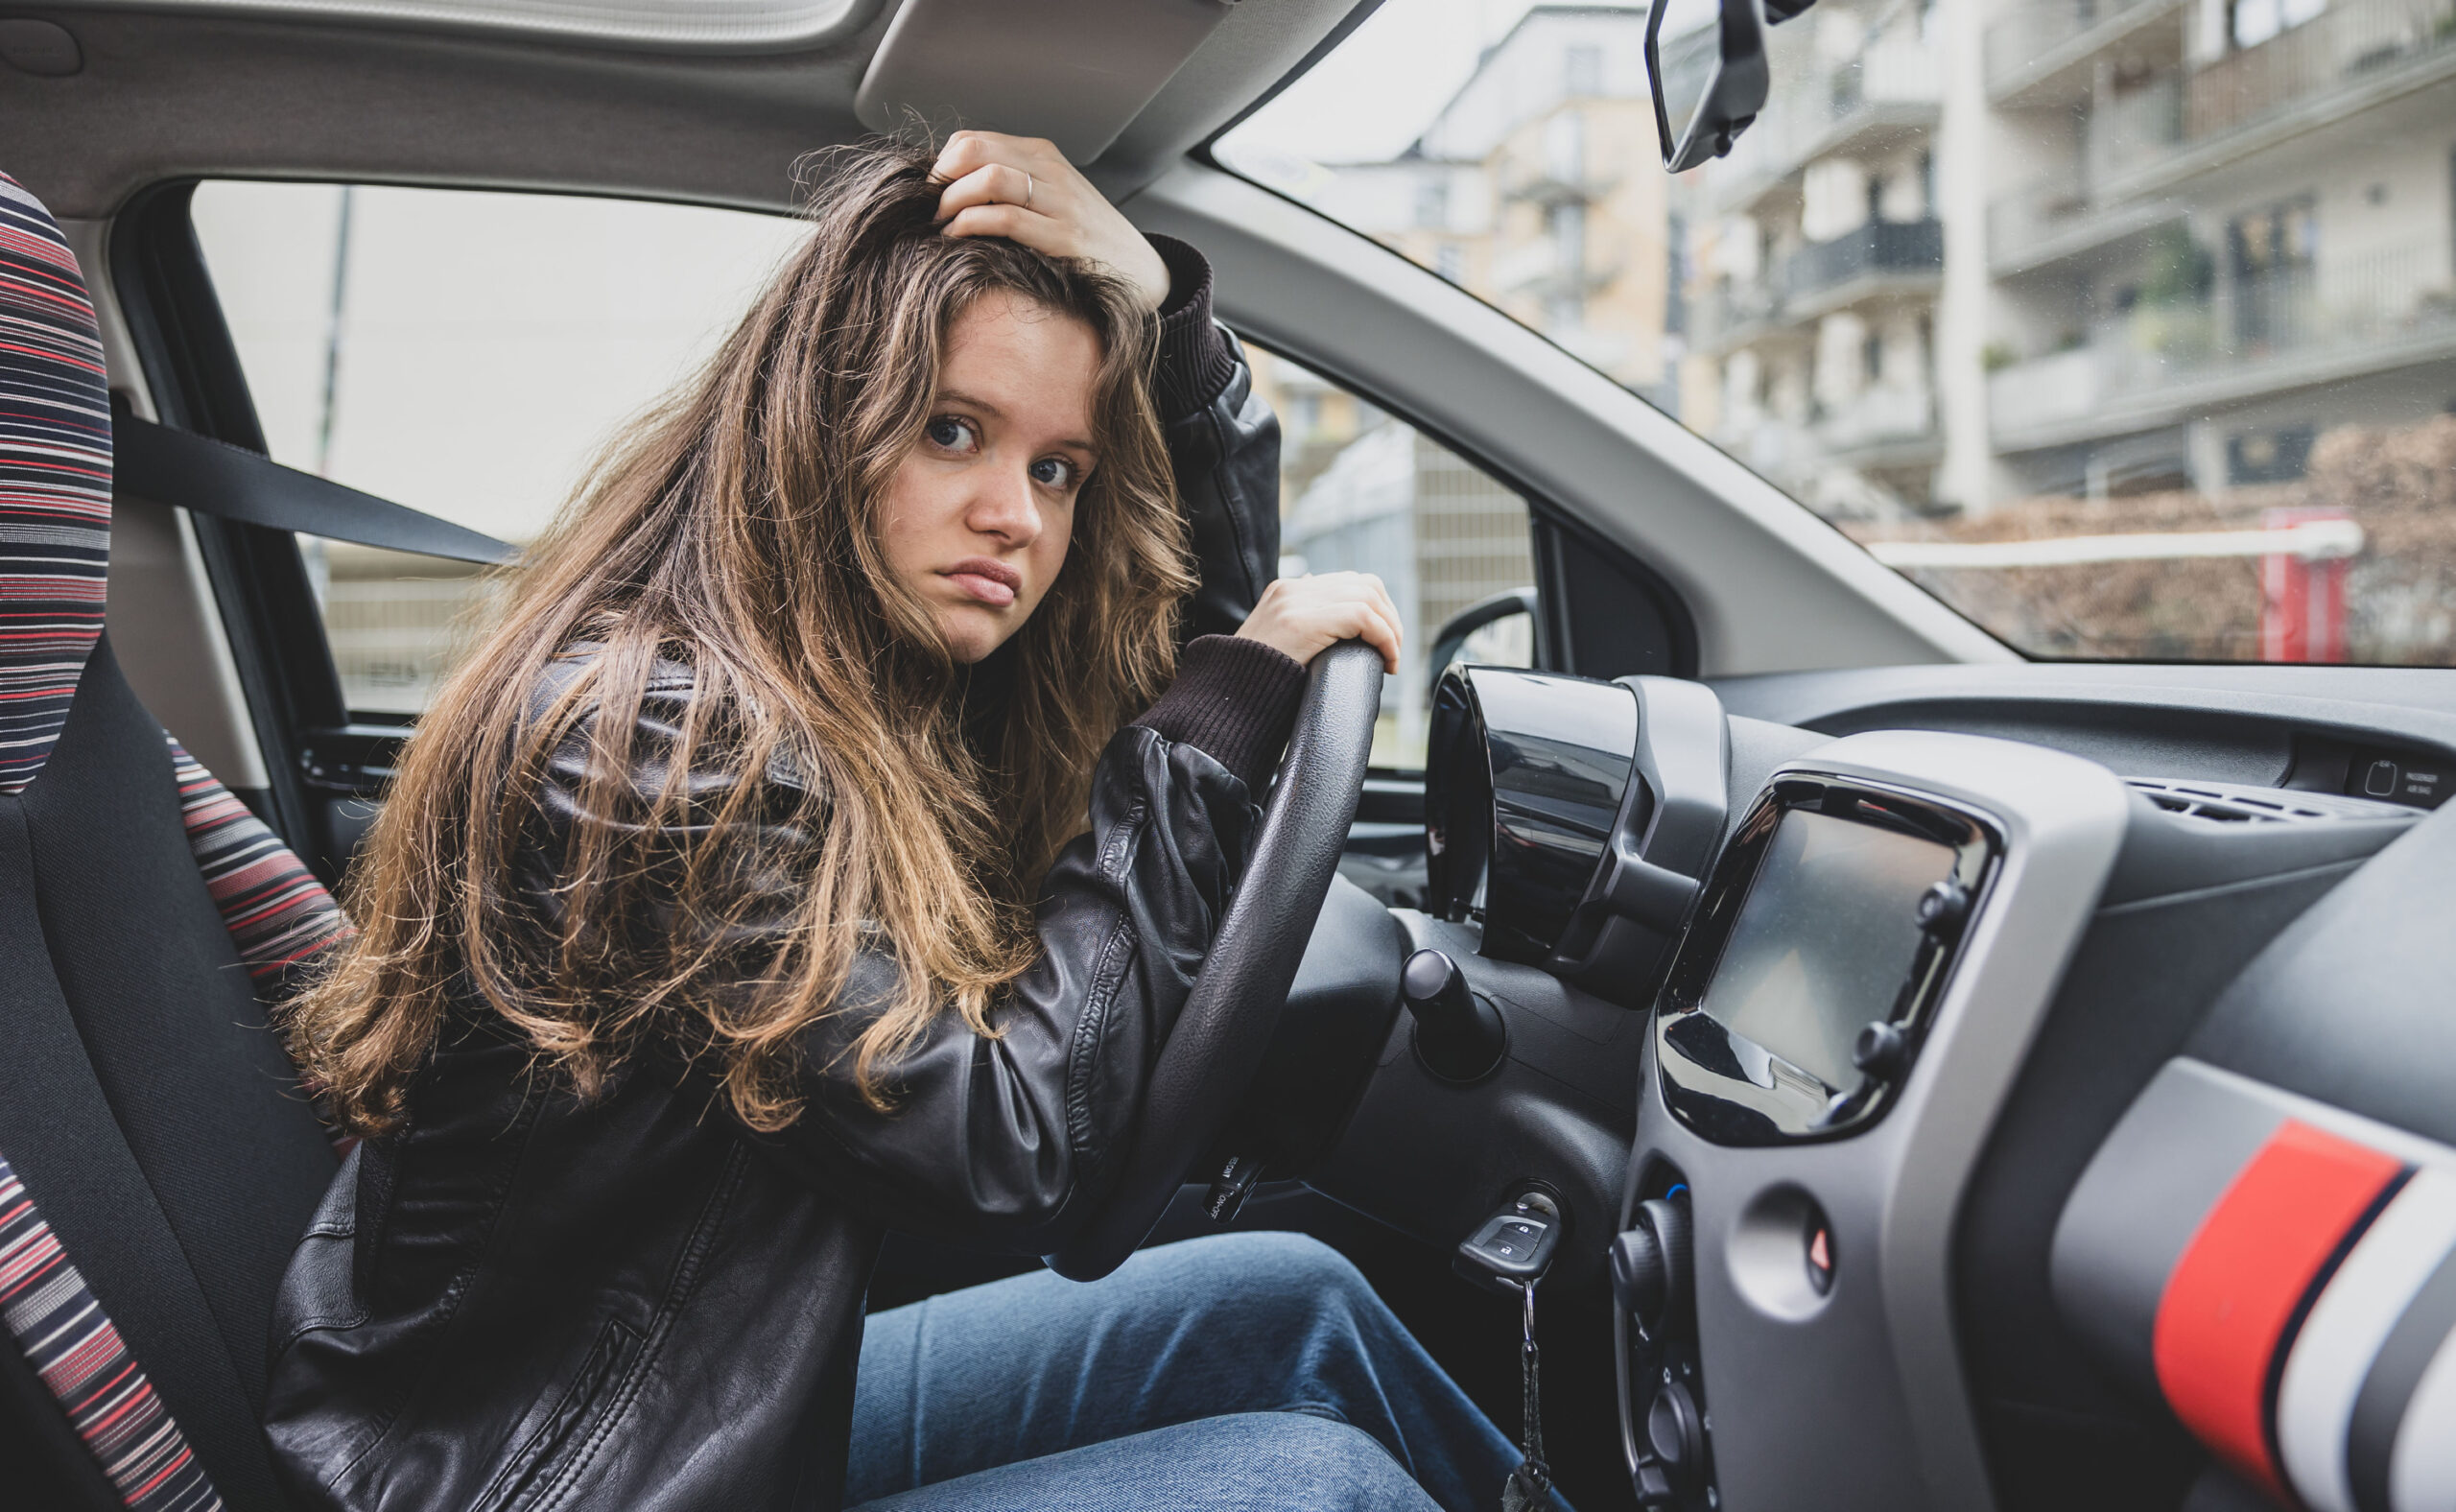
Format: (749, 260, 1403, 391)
(2125, 778, 2407, 824)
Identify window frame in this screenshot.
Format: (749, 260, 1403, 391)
(125, 177, 841, 876)
(1236, 332, 1699, 698)
(119, 177, 1699, 872)
(112, 179, 351, 873)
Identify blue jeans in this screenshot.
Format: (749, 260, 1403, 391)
(845, 1231, 1561, 1512)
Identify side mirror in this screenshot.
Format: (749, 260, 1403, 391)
(1645, 0, 1773, 173)
(1428, 587, 1541, 704)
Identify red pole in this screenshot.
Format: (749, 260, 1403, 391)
(2261, 507, 2351, 663)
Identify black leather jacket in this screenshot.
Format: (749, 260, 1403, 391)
(262, 243, 1296, 1512)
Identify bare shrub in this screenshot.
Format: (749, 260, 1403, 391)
(1847, 414, 2456, 663)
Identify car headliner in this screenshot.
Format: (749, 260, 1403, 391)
(4, 0, 1367, 219)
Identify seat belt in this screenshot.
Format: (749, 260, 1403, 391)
(111, 408, 513, 566)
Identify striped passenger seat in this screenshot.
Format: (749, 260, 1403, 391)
(1, 172, 352, 1510)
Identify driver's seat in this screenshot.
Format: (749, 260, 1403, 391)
(1, 171, 351, 1510)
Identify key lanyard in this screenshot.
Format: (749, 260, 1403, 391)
(1501, 1276, 1552, 1511)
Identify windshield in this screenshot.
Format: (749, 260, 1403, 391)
(1216, 0, 2456, 665)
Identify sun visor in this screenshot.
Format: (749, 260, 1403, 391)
(855, 0, 1234, 163)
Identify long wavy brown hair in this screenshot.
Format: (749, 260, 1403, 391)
(287, 139, 1195, 1136)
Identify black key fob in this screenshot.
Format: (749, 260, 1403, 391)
(1455, 1208, 1561, 1295)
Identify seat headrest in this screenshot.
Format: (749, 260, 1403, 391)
(0, 172, 110, 796)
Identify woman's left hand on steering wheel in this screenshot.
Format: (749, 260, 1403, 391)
(1238, 573, 1405, 675)
(933, 131, 1172, 314)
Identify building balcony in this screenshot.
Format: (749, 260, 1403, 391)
(1696, 219, 1944, 350)
(1713, 394, 1940, 508)
(1493, 236, 1623, 300)
(1816, 386, 1942, 466)
(1696, 279, 1783, 350)
(1705, 43, 1941, 216)
(1987, 175, 2184, 276)
(1787, 218, 1944, 302)
(2082, 70, 2185, 181)
(2189, 0, 2456, 135)
(1501, 158, 1615, 206)
(1989, 237, 2456, 451)
(2094, 0, 2456, 199)
(1986, 0, 2190, 105)
(1980, 66, 2195, 275)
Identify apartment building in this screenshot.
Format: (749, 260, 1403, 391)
(1979, 0, 2456, 503)
(1676, 0, 1949, 516)
(1672, 0, 2454, 515)
(1417, 7, 1677, 405)
(1263, 6, 1678, 405)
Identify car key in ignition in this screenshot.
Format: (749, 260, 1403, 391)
(1457, 1193, 1565, 1510)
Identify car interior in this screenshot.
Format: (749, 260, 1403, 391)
(2, 1, 2453, 1510)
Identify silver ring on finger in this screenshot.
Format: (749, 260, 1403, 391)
(1024, 173, 1035, 210)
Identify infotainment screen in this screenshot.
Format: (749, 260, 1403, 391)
(1695, 809, 1960, 1093)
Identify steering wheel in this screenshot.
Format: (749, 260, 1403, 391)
(1047, 638, 1385, 1282)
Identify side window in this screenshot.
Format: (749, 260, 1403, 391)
(1247, 350, 1535, 770)
(191, 183, 807, 715)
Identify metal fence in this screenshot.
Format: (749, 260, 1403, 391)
(1696, 219, 1942, 348)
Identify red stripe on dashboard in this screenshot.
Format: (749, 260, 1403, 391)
(2152, 1120, 2405, 1504)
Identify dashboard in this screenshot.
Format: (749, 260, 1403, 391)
(1341, 659, 2456, 1512)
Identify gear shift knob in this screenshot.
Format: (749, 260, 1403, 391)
(1401, 949, 1506, 1083)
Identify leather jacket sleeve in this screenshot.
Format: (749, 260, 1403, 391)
(526, 635, 1305, 1255)
(1147, 235, 1281, 644)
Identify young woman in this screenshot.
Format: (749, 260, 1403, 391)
(263, 134, 1547, 1512)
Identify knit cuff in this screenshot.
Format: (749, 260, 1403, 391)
(1146, 234, 1241, 422)
(1133, 634, 1307, 791)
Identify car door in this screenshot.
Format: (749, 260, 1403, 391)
(92, 168, 1712, 1512)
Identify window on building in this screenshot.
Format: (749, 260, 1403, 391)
(193, 181, 806, 715)
(2226, 197, 2318, 348)
(1414, 177, 1451, 229)
(2229, 0, 2327, 49)
(2228, 198, 2319, 281)
(1549, 201, 1587, 277)
(2228, 425, 2317, 484)
(1545, 110, 1587, 185)
(1246, 347, 1534, 770)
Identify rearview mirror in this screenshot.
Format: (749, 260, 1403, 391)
(1645, 0, 1771, 173)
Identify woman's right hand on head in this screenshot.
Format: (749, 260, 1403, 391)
(931, 131, 1171, 315)
(1235, 572, 1403, 674)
